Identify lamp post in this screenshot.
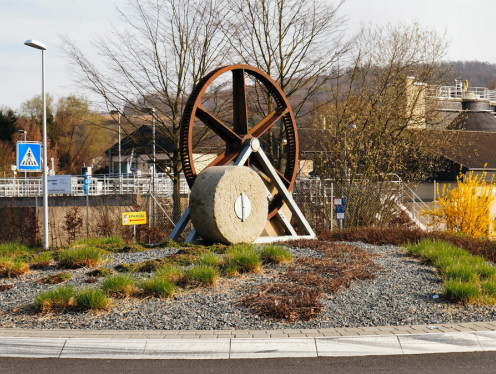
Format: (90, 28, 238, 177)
(17, 130, 27, 179)
(110, 110, 122, 193)
(24, 39, 49, 249)
(142, 107, 156, 226)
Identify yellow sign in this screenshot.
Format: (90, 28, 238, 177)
(122, 211, 147, 225)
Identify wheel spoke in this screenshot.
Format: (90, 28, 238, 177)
(196, 105, 241, 143)
(205, 151, 239, 169)
(232, 69, 249, 135)
(249, 107, 288, 138)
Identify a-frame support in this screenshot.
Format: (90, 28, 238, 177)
(168, 138, 316, 243)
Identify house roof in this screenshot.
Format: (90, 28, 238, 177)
(447, 112, 496, 132)
(106, 125, 175, 157)
(437, 130, 496, 169)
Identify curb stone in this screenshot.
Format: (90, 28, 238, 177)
(1, 322, 496, 359)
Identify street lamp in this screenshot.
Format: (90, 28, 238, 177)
(24, 39, 49, 249)
(109, 110, 122, 185)
(141, 107, 156, 172)
(141, 107, 156, 226)
(109, 110, 122, 175)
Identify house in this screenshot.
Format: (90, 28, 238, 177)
(414, 89, 496, 201)
(105, 124, 174, 175)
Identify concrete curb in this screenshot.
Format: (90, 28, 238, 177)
(1, 322, 496, 359)
(2, 321, 496, 339)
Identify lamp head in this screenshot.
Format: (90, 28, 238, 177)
(141, 107, 156, 114)
(24, 40, 47, 50)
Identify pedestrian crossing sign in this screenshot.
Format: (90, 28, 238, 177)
(17, 142, 42, 172)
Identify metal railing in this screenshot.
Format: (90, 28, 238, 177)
(426, 85, 496, 102)
(389, 174, 434, 230)
(293, 175, 434, 231)
(1, 173, 435, 230)
(0, 174, 191, 198)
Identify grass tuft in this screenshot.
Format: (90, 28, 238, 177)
(114, 263, 137, 273)
(183, 265, 219, 287)
(58, 247, 103, 269)
(481, 278, 496, 300)
(259, 245, 293, 264)
(29, 252, 54, 269)
(154, 265, 184, 283)
(101, 274, 134, 297)
(0, 258, 29, 278)
(71, 235, 124, 250)
(196, 251, 222, 268)
(155, 239, 194, 249)
(444, 279, 479, 303)
(140, 276, 175, 298)
(33, 285, 75, 313)
(222, 244, 261, 275)
(0, 242, 34, 259)
(40, 272, 71, 285)
(75, 287, 109, 310)
(87, 268, 113, 278)
(137, 260, 162, 272)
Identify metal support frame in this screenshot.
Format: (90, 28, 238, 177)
(168, 139, 316, 243)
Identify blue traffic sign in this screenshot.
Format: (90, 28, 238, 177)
(336, 205, 346, 213)
(17, 142, 41, 172)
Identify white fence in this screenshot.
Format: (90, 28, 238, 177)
(0, 174, 191, 198)
(1, 173, 434, 230)
(426, 85, 496, 102)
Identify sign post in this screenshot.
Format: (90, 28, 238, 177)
(122, 212, 147, 243)
(333, 197, 347, 230)
(17, 142, 42, 172)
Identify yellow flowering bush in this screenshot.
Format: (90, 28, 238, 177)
(424, 171, 496, 238)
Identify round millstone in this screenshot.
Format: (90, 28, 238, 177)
(189, 166, 268, 244)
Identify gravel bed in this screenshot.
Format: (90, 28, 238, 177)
(109, 248, 180, 266)
(1, 242, 496, 330)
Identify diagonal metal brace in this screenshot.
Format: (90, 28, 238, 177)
(253, 146, 316, 238)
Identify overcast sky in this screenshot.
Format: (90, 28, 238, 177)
(1, 0, 495, 111)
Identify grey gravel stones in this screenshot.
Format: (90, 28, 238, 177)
(1, 242, 496, 330)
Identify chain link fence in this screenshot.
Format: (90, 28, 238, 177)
(292, 176, 434, 234)
(0, 174, 431, 246)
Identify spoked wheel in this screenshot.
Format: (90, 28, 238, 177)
(180, 64, 299, 219)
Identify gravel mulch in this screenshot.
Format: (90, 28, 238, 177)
(1, 242, 496, 330)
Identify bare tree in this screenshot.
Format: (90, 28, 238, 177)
(223, 0, 350, 166)
(63, 0, 228, 221)
(55, 95, 110, 174)
(311, 23, 453, 228)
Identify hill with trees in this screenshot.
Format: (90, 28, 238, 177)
(444, 60, 496, 89)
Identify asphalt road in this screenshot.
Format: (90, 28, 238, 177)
(2, 352, 496, 374)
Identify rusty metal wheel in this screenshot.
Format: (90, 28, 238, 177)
(180, 64, 299, 219)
